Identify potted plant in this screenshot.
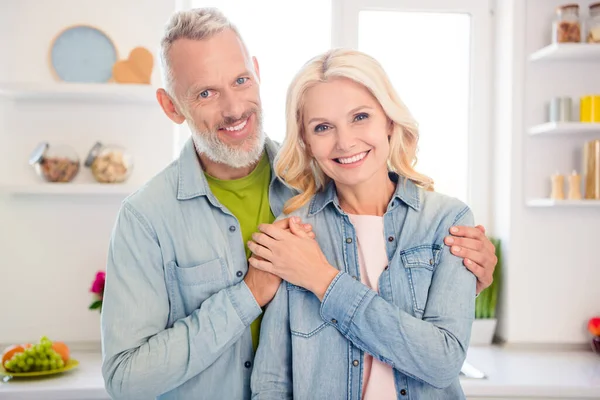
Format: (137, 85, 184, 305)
(89, 270, 105, 313)
(588, 317, 600, 355)
(469, 237, 502, 346)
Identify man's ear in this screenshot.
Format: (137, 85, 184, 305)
(252, 56, 261, 83)
(156, 88, 185, 124)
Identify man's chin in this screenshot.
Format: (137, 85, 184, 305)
(193, 134, 265, 169)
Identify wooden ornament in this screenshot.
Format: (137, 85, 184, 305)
(112, 47, 154, 84)
(550, 172, 565, 200)
(567, 170, 582, 200)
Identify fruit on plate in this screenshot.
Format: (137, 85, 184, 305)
(1, 336, 70, 373)
(1, 345, 25, 368)
(589, 317, 600, 337)
(51, 341, 70, 363)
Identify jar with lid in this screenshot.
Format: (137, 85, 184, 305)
(587, 2, 600, 43)
(552, 4, 581, 43)
(84, 142, 133, 183)
(29, 142, 80, 183)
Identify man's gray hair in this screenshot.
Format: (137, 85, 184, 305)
(159, 7, 245, 96)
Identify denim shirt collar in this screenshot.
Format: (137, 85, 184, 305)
(308, 172, 421, 216)
(176, 136, 281, 201)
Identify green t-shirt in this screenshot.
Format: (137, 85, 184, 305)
(204, 153, 275, 353)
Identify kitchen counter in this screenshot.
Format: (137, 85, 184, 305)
(0, 346, 599, 399)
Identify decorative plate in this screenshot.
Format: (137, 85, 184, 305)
(0, 359, 79, 378)
(49, 25, 118, 83)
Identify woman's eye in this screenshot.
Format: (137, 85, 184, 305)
(354, 112, 369, 122)
(314, 124, 330, 133)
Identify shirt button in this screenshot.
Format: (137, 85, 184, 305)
(384, 265, 389, 270)
(400, 389, 407, 396)
(352, 360, 359, 367)
(331, 318, 337, 324)
(388, 236, 394, 242)
(345, 238, 353, 244)
(236, 271, 243, 278)
(352, 275, 358, 280)
(244, 361, 252, 368)
(429, 259, 434, 265)
(229, 225, 236, 232)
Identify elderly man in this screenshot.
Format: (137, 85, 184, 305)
(101, 7, 498, 400)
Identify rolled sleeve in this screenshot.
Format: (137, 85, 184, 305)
(226, 280, 263, 327)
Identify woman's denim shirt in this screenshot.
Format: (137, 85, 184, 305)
(251, 175, 476, 400)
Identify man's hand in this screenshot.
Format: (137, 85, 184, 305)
(444, 225, 497, 294)
(244, 264, 281, 307)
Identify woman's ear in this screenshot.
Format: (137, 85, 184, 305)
(387, 120, 394, 142)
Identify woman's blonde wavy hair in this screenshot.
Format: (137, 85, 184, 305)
(275, 48, 434, 214)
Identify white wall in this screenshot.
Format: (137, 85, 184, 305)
(493, 0, 600, 345)
(0, 0, 177, 345)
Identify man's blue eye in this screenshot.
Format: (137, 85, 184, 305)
(236, 77, 248, 85)
(199, 90, 209, 98)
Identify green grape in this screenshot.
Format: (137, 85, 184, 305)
(49, 359, 57, 370)
(5, 360, 15, 370)
(57, 359, 65, 369)
(42, 359, 49, 368)
(26, 357, 34, 366)
(25, 348, 35, 357)
(35, 359, 42, 368)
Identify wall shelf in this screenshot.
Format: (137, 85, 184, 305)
(529, 43, 600, 62)
(0, 183, 139, 195)
(528, 122, 600, 136)
(0, 82, 157, 103)
(527, 198, 600, 207)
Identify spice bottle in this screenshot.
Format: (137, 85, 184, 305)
(84, 142, 133, 183)
(553, 4, 581, 43)
(587, 2, 600, 43)
(29, 142, 80, 183)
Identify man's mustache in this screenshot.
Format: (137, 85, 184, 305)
(215, 109, 258, 130)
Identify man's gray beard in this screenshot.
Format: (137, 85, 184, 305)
(190, 113, 266, 169)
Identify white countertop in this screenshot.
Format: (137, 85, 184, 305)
(0, 346, 599, 399)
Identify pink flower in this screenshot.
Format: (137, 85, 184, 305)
(90, 271, 106, 297)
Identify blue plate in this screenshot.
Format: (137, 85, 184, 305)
(50, 25, 118, 83)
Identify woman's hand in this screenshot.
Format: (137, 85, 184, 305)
(247, 217, 339, 301)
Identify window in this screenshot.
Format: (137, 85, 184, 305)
(334, 0, 492, 224)
(176, 0, 492, 225)
(359, 11, 471, 203)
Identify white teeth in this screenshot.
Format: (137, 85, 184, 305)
(223, 118, 248, 132)
(337, 151, 368, 164)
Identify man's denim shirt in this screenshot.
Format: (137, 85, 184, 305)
(101, 137, 291, 400)
(251, 175, 477, 400)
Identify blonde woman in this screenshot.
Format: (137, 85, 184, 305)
(247, 48, 477, 400)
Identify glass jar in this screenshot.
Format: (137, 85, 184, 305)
(84, 142, 133, 184)
(29, 142, 80, 183)
(552, 4, 581, 43)
(587, 2, 600, 43)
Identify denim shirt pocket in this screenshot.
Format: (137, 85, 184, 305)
(400, 245, 441, 317)
(286, 282, 327, 338)
(168, 258, 227, 320)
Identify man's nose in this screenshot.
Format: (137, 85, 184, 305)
(220, 90, 245, 121)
